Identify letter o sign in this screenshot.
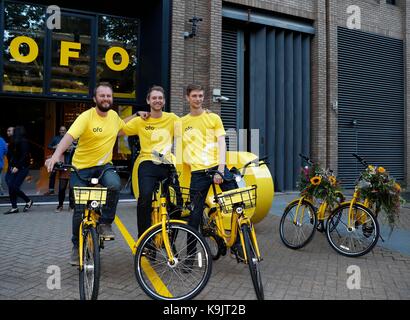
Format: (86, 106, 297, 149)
(105, 47, 129, 71)
(10, 36, 39, 63)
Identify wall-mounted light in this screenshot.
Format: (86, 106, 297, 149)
(212, 88, 229, 103)
(184, 16, 203, 39)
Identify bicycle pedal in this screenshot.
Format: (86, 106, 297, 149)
(100, 236, 115, 241)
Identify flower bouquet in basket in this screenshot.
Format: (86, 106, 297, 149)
(297, 163, 343, 209)
(357, 165, 406, 230)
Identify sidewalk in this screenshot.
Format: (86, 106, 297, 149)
(0, 199, 409, 300)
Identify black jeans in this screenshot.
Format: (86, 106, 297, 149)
(187, 165, 237, 257)
(188, 165, 237, 230)
(137, 161, 182, 238)
(70, 164, 121, 247)
(58, 178, 74, 209)
(5, 167, 30, 208)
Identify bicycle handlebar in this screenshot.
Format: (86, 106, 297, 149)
(352, 153, 368, 167)
(240, 155, 270, 176)
(53, 162, 114, 185)
(206, 169, 235, 182)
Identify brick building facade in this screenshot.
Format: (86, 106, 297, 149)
(168, 0, 408, 189)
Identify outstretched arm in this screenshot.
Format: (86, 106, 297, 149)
(45, 133, 74, 172)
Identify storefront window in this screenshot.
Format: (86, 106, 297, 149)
(3, 2, 45, 93)
(50, 14, 92, 96)
(98, 16, 138, 99)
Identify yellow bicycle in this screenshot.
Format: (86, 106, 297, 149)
(325, 154, 380, 257)
(55, 162, 113, 300)
(201, 164, 264, 300)
(133, 152, 212, 300)
(280, 154, 380, 257)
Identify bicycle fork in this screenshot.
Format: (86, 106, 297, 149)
(78, 209, 98, 270)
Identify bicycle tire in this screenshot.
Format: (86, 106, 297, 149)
(201, 207, 223, 260)
(242, 224, 264, 300)
(326, 203, 380, 257)
(279, 200, 317, 249)
(79, 226, 100, 300)
(134, 222, 212, 300)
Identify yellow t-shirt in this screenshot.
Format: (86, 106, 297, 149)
(68, 108, 125, 169)
(122, 112, 180, 163)
(181, 112, 226, 172)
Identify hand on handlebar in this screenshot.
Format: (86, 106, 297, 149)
(45, 154, 63, 173)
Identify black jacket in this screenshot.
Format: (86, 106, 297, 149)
(7, 139, 30, 169)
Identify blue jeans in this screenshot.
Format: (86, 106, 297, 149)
(70, 164, 121, 247)
(5, 167, 30, 208)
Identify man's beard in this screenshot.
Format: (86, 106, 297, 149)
(96, 101, 113, 112)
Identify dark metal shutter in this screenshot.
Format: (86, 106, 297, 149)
(249, 27, 311, 191)
(338, 27, 405, 187)
(221, 27, 244, 151)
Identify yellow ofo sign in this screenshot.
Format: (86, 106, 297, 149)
(9, 36, 130, 72)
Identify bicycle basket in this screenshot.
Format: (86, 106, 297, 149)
(216, 185, 257, 216)
(73, 187, 108, 205)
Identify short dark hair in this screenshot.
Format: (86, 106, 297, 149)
(186, 84, 204, 96)
(93, 82, 113, 97)
(146, 85, 165, 100)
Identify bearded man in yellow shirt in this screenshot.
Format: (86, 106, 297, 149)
(46, 82, 130, 265)
(121, 86, 181, 238)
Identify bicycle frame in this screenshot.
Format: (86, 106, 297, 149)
(132, 182, 187, 264)
(207, 185, 262, 264)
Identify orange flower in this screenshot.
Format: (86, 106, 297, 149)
(377, 167, 386, 174)
(395, 183, 401, 192)
(329, 176, 337, 186)
(310, 176, 322, 186)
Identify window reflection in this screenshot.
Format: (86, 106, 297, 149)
(50, 15, 92, 95)
(3, 3, 45, 93)
(98, 16, 138, 98)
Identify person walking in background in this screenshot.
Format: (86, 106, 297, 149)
(6, 127, 14, 141)
(44, 126, 67, 195)
(3, 126, 33, 214)
(0, 133, 7, 195)
(55, 140, 77, 213)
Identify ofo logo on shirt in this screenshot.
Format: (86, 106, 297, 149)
(185, 126, 193, 132)
(145, 126, 155, 131)
(93, 127, 103, 132)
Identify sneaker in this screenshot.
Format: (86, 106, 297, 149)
(4, 208, 19, 215)
(142, 247, 156, 261)
(55, 206, 63, 213)
(98, 224, 115, 240)
(23, 200, 33, 212)
(43, 190, 54, 196)
(230, 238, 245, 262)
(362, 223, 374, 238)
(70, 247, 79, 266)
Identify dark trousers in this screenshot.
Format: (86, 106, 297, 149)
(137, 161, 182, 238)
(5, 167, 30, 208)
(58, 178, 74, 209)
(188, 165, 237, 230)
(187, 166, 237, 257)
(48, 170, 57, 191)
(70, 164, 121, 247)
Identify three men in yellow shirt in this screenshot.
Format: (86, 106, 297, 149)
(46, 81, 236, 265)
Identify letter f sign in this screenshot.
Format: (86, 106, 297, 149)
(60, 41, 81, 66)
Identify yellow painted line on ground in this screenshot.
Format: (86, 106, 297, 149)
(114, 215, 173, 298)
